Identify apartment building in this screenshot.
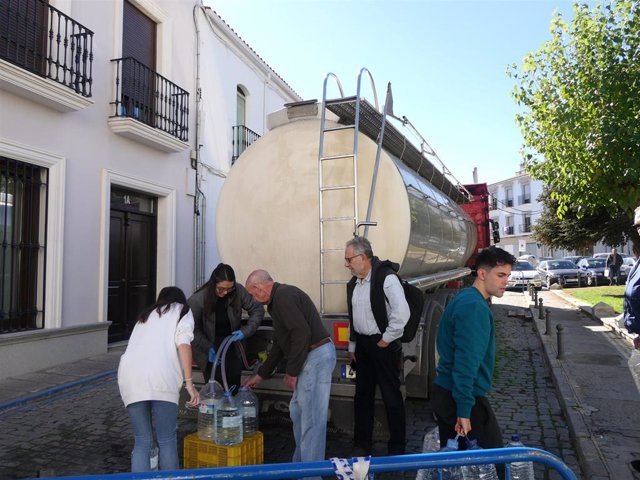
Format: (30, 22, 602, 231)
(0, 0, 298, 378)
(488, 168, 543, 257)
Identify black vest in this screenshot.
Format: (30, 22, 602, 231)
(346, 256, 398, 341)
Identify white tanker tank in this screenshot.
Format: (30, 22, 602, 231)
(217, 99, 477, 315)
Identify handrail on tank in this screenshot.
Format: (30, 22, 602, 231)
(44, 447, 577, 480)
(356, 67, 380, 112)
(322, 72, 345, 102)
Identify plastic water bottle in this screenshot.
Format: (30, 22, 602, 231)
(416, 428, 441, 480)
(462, 439, 498, 480)
(420, 437, 463, 480)
(237, 386, 259, 437)
(149, 443, 159, 471)
(215, 391, 243, 445)
(507, 435, 535, 480)
(198, 380, 223, 441)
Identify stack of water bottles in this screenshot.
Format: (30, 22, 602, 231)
(416, 429, 536, 480)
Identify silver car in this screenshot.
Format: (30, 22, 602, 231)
(537, 260, 585, 289)
(508, 260, 543, 290)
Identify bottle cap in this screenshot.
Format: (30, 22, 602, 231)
(511, 434, 520, 441)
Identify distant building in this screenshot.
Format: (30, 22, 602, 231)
(488, 167, 543, 257)
(0, 0, 299, 379)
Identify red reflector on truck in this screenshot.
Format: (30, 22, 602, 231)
(333, 322, 349, 347)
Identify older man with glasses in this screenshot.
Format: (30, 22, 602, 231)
(624, 206, 640, 350)
(344, 236, 410, 456)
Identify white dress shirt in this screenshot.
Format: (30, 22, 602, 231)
(348, 269, 410, 352)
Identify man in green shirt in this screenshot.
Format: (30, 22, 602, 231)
(431, 246, 515, 451)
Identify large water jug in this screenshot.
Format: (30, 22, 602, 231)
(421, 437, 463, 480)
(197, 380, 223, 441)
(462, 439, 498, 480)
(215, 391, 243, 445)
(149, 442, 159, 471)
(416, 427, 441, 480)
(506, 435, 535, 480)
(237, 386, 259, 437)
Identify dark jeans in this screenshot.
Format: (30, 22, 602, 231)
(431, 383, 505, 479)
(353, 334, 406, 455)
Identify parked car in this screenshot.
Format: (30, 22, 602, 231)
(576, 257, 606, 286)
(517, 254, 539, 267)
(620, 256, 637, 280)
(537, 260, 585, 289)
(508, 260, 543, 290)
(561, 256, 585, 265)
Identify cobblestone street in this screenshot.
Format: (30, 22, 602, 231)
(0, 292, 581, 479)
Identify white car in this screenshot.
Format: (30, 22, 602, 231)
(508, 260, 543, 290)
(621, 256, 638, 278)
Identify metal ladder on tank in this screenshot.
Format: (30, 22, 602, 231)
(317, 68, 380, 314)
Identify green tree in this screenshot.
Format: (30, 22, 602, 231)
(508, 0, 640, 252)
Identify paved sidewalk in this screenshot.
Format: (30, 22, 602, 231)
(524, 289, 640, 480)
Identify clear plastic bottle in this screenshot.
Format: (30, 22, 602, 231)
(420, 437, 463, 480)
(215, 391, 243, 445)
(507, 435, 535, 480)
(416, 427, 441, 480)
(149, 442, 159, 471)
(462, 439, 498, 480)
(197, 380, 223, 441)
(237, 386, 259, 437)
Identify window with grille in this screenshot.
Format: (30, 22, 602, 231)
(0, 157, 48, 334)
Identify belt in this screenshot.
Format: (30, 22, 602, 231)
(309, 336, 331, 351)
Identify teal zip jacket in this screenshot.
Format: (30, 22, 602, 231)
(434, 287, 495, 418)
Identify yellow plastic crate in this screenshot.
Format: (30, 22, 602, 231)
(183, 431, 264, 468)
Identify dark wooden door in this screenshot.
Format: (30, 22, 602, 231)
(107, 210, 157, 343)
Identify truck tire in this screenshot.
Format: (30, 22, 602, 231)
(424, 300, 444, 398)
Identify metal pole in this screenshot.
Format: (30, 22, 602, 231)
(538, 297, 544, 320)
(557, 324, 565, 359)
(533, 288, 538, 305)
(544, 309, 551, 335)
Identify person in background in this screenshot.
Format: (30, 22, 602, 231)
(431, 246, 515, 474)
(624, 206, 640, 350)
(344, 236, 410, 456)
(243, 270, 335, 480)
(189, 263, 264, 390)
(606, 247, 624, 285)
(117, 286, 199, 471)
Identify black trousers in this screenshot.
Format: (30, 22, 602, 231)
(353, 334, 406, 454)
(431, 383, 505, 479)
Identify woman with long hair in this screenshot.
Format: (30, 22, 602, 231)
(117, 286, 199, 471)
(189, 263, 264, 389)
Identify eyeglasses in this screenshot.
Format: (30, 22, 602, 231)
(344, 253, 363, 264)
(215, 285, 235, 294)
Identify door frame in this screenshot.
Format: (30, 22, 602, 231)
(98, 169, 176, 326)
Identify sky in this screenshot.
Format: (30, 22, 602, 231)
(207, 0, 587, 186)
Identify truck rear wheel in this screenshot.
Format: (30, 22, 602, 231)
(425, 300, 444, 397)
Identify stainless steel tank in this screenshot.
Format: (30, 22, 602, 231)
(216, 103, 475, 314)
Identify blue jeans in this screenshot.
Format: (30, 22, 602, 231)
(126, 400, 178, 471)
(289, 341, 336, 479)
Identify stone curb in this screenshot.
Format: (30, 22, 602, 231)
(522, 292, 608, 479)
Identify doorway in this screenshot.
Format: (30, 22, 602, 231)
(107, 188, 157, 343)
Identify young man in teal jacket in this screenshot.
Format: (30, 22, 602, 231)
(431, 246, 515, 451)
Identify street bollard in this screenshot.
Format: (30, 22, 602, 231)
(545, 308, 551, 335)
(557, 324, 564, 359)
(538, 297, 544, 320)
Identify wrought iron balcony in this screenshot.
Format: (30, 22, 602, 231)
(111, 57, 189, 142)
(232, 125, 260, 164)
(503, 225, 515, 235)
(518, 194, 531, 205)
(519, 223, 532, 233)
(0, 0, 93, 96)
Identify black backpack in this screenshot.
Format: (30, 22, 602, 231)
(385, 275, 425, 343)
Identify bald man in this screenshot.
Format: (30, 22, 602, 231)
(243, 270, 335, 479)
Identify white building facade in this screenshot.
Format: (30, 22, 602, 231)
(0, 0, 298, 379)
(488, 169, 544, 257)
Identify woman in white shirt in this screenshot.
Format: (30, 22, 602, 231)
(118, 286, 200, 471)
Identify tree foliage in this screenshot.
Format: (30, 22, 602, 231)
(508, 0, 640, 251)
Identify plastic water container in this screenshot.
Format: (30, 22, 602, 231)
(462, 439, 498, 480)
(198, 380, 223, 441)
(421, 437, 463, 480)
(237, 386, 259, 437)
(416, 427, 441, 480)
(215, 391, 243, 446)
(149, 443, 159, 471)
(507, 435, 535, 480)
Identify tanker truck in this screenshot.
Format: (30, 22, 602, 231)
(215, 72, 493, 433)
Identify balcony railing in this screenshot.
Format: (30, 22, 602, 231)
(503, 225, 514, 235)
(489, 198, 497, 210)
(232, 125, 260, 164)
(111, 57, 189, 142)
(518, 195, 531, 205)
(519, 223, 532, 233)
(0, 0, 93, 96)
(505, 198, 513, 207)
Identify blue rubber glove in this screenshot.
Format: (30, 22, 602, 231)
(231, 330, 245, 342)
(208, 347, 217, 363)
